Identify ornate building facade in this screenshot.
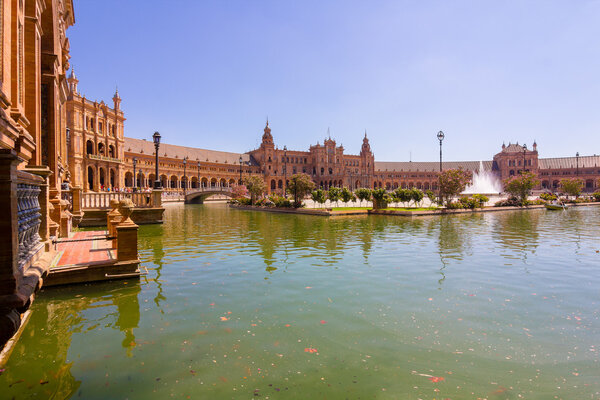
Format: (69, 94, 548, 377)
(65, 71, 125, 191)
(1, 0, 75, 346)
(114, 120, 600, 195)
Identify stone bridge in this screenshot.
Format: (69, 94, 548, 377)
(184, 186, 233, 204)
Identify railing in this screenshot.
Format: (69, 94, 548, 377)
(88, 154, 122, 163)
(185, 186, 233, 194)
(82, 192, 154, 209)
(17, 182, 42, 268)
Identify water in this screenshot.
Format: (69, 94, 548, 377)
(463, 161, 503, 194)
(2, 204, 600, 399)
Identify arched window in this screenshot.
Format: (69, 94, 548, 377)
(86, 140, 94, 155)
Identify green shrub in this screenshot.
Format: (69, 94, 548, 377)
(269, 195, 292, 208)
(539, 192, 557, 201)
(458, 196, 478, 209)
(494, 197, 522, 207)
(592, 192, 600, 202)
(471, 194, 489, 207)
(239, 198, 252, 206)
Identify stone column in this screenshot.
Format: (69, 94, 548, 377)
(0, 150, 23, 347)
(116, 199, 139, 262)
(152, 189, 163, 208)
(107, 199, 121, 248)
(70, 186, 83, 227)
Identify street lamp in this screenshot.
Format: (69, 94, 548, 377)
(183, 156, 187, 194)
(522, 144, 527, 174)
(239, 155, 243, 185)
(132, 157, 137, 192)
(437, 131, 445, 172)
(576, 152, 580, 176)
(153, 131, 161, 188)
(283, 145, 288, 196)
(197, 161, 201, 189)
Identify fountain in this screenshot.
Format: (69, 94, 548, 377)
(463, 161, 503, 194)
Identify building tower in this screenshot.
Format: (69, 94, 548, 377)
(360, 131, 375, 188)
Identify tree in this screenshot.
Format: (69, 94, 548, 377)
(410, 188, 424, 208)
(425, 190, 438, 207)
(438, 168, 472, 206)
(287, 173, 315, 207)
(559, 178, 584, 199)
(340, 187, 356, 206)
(503, 171, 540, 205)
(371, 188, 389, 209)
(243, 176, 266, 205)
(231, 184, 248, 199)
(396, 188, 412, 207)
(311, 189, 327, 208)
(354, 188, 371, 207)
(327, 187, 342, 207)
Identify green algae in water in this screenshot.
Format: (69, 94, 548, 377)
(1, 204, 600, 399)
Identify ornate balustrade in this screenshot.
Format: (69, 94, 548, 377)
(82, 191, 155, 209)
(16, 178, 43, 270)
(87, 154, 122, 163)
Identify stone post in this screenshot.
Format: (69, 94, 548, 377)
(152, 189, 163, 207)
(59, 200, 72, 238)
(107, 199, 121, 248)
(71, 186, 83, 227)
(0, 150, 22, 347)
(116, 199, 139, 262)
(48, 191, 61, 238)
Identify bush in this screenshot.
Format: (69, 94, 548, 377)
(371, 188, 389, 209)
(269, 195, 292, 208)
(539, 192, 557, 202)
(239, 198, 252, 206)
(592, 192, 600, 202)
(445, 201, 463, 210)
(494, 197, 522, 207)
(471, 194, 489, 207)
(458, 196, 478, 209)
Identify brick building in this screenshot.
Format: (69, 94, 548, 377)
(1, 0, 75, 346)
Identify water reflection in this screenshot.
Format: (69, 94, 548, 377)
(0, 281, 142, 398)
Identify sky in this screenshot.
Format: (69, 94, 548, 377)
(68, 0, 600, 162)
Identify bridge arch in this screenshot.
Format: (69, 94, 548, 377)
(184, 187, 234, 204)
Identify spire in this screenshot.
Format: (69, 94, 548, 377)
(364, 129, 367, 139)
(67, 67, 79, 94)
(327, 127, 331, 140)
(112, 86, 122, 110)
(262, 118, 273, 146)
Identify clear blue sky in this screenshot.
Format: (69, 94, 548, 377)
(68, 0, 600, 162)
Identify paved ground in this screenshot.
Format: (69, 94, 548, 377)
(54, 230, 115, 267)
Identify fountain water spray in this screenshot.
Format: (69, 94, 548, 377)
(463, 161, 503, 194)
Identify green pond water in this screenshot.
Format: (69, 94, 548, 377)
(1, 204, 600, 399)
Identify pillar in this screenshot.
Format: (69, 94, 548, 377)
(116, 199, 139, 262)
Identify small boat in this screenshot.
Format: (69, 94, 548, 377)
(545, 203, 566, 210)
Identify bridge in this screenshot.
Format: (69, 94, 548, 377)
(184, 186, 233, 204)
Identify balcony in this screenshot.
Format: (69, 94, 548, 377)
(88, 154, 122, 163)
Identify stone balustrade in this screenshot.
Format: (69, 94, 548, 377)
(16, 179, 44, 270)
(82, 192, 156, 209)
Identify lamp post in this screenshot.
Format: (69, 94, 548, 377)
(197, 161, 201, 189)
(522, 144, 527, 174)
(437, 131, 445, 172)
(153, 131, 161, 188)
(182, 157, 187, 194)
(239, 155, 243, 185)
(283, 146, 288, 197)
(576, 152, 579, 176)
(132, 157, 137, 192)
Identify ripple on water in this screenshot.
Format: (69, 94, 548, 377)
(2, 204, 600, 399)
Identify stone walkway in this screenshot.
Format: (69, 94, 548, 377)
(54, 230, 115, 267)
